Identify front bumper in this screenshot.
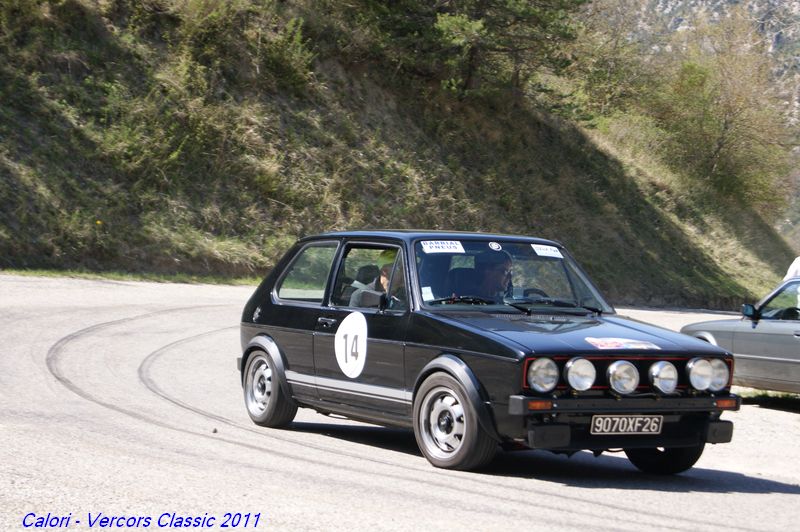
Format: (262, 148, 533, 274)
(508, 394, 740, 450)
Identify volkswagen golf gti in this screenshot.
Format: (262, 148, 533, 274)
(238, 231, 740, 473)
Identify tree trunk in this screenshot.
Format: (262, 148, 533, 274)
(461, 45, 481, 95)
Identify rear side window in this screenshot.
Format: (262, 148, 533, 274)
(276, 243, 338, 303)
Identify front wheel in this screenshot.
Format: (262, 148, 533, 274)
(413, 372, 497, 470)
(243, 350, 297, 427)
(624, 444, 705, 474)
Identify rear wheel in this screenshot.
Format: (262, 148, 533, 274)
(243, 350, 297, 427)
(413, 373, 497, 470)
(624, 444, 705, 474)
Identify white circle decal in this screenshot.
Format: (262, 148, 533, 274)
(334, 312, 368, 378)
(489, 242, 502, 251)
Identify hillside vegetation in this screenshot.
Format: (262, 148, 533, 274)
(0, 0, 796, 307)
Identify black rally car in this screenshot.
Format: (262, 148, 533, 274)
(239, 231, 739, 472)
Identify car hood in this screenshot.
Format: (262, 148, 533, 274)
(680, 319, 742, 333)
(438, 312, 724, 355)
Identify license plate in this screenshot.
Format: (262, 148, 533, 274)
(590, 415, 663, 435)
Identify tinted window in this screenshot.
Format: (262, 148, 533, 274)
(276, 243, 337, 303)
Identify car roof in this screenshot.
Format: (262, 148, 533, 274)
(303, 230, 562, 247)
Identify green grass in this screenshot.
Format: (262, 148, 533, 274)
(0, 0, 795, 308)
(0, 268, 259, 286)
(735, 387, 800, 414)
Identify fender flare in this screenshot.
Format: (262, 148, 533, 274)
(242, 335, 297, 407)
(691, 332, 718, 346)
(414, 354, 501, 442)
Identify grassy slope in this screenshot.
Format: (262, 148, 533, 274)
(0, 0, 795, 307)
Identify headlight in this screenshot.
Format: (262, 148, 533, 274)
(527, 358, 559, 393)
(687, 358, 713, 390)
(649, 361, 678, 394)
(607, 360, 639, 394)
(564, 357, 596, 391)
(709, 358, 730, 391)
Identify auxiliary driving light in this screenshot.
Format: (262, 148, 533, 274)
(709, 358, 730, 392)
(649, 361, 678, 394)
(607, 360, 639, 394)
(687, 358, 713, 390)
(565, 357, 596, 391)
(527, 358, 559, 393)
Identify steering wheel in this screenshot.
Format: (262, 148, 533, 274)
(779, 307, 800, 320)
(524, 288, 549, 298)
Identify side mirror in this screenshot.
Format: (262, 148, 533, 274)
(741, 303, 759, 320)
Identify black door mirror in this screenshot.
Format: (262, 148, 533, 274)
(741, 303, 759, 320)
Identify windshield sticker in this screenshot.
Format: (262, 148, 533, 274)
(585, 337, 662, 350)
(532, 244, 563, 258)
(420, 240, 465, 254)
(489, 242, 502, 251)
(335, 312, 368, 378)
(421, 286, 434, 300)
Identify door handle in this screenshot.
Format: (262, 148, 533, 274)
(317, 317, 338, 328)
(794, 331, 800, 338)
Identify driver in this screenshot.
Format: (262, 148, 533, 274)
(474, 250, 513, 302)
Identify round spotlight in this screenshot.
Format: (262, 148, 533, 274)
(687, 358, 713, 390)
(527, 358, 559, 393)
(709, 358, 730, 392)
(649, 361, 678, 394)
(565, 358, 596, 391)
(607, 360, 639, 394)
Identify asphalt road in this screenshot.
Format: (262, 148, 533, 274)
(1, 274, 798, 531)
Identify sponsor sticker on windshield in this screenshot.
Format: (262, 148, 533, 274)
(532, 244, 563, 258)
(585, 337, 662, 350)
(420, 240, 465, 254)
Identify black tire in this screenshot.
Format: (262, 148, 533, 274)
(413, 372, 497, 470)
(624, 444, 705, 474)
(243, 350, 297, 427)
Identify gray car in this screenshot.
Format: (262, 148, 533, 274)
(681, 277, 800, 394)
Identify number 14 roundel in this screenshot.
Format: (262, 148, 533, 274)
(334, 312, 368, 378)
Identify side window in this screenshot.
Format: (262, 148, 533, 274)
(276, 243, 337, 304)
(761, 281, 800, 320)
(332, 245, 404, 309)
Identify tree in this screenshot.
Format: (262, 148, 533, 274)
(567, 0, 657, 114)
(330, 1, 586, 98)
(650, 7, 793, 202)
(433, 0, 587, 96)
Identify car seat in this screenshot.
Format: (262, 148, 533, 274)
(338, 264, 380, 305)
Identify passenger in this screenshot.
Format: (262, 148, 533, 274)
(785, 256, 800, 280)
(474, 250, 513, 302)
(785, 256, 800, 308)
(350, 249, 398, 307)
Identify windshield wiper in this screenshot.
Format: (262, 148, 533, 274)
(427, 295, 495, 306)
(504, 297, 603, 315)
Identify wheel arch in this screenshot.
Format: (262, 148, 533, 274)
(242, 334, 296, 407)
(413, 354, 501, 443)
(691, 332, 718, 345)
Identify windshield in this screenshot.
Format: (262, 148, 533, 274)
(414, 239, 613, 314)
